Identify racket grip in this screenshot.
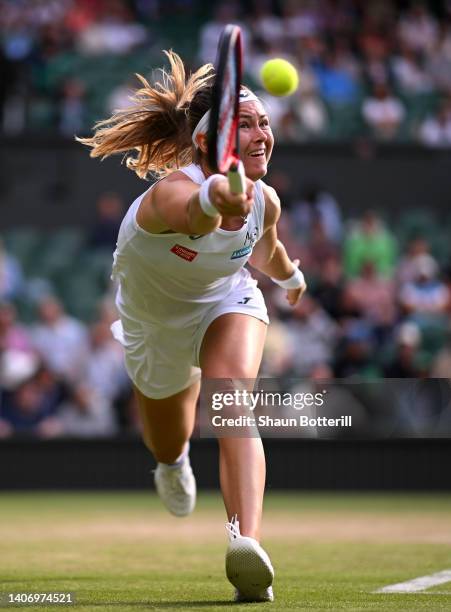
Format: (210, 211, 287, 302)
(227, 160, 246, 195)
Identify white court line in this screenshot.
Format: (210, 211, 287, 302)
(375, 569, 451, 593)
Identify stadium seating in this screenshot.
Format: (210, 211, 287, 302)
(3, 227, 110, 322)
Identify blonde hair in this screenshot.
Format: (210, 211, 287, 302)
(76, 51, 214, 178)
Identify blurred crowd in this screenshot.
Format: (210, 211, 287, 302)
(1, 0, 451, 144)
(0, 191, 137, 439)
(260, 184, 451, 383)
(0, 182, 450, 439)
(1, 0, 450, 438)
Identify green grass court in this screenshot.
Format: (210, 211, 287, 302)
(1, 492, 451, 611)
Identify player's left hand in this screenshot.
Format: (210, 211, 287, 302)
(286, 259, 307, 306)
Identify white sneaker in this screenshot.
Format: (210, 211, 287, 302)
(235, 586, 274, 603)
(154, 455, 196, 517)
(225, 515, 274, 602)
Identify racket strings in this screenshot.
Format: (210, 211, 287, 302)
(217, 54, 238, 166)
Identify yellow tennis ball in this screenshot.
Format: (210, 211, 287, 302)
(260, 58, 299, 97)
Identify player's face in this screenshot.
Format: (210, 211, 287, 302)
(238, 101, 274, 181)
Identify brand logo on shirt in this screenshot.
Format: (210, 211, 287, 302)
(170, 244, 198, 262)
(230, 225, 259, 259)
(231, 245, 252, 259)
(244, 227, 259, 247)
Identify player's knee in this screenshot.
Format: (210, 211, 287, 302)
(202, 370, 256, 386)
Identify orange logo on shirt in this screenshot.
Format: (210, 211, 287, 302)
(170, 244, 198, 262)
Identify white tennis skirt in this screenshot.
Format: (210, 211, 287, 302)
(111, 273, 268, 399)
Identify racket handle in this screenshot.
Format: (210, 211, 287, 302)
(227, 160, 246, 195)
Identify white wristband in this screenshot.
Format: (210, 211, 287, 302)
(271, 266, 305, 290)
(198, 174, 223, 218)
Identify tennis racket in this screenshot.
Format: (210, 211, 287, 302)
(207, 24, 246, 195)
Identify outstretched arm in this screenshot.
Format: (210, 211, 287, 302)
(249, 183, 306, 306)
(136, 173, 255, 236)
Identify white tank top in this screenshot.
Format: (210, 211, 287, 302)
(112, 164, 266, 327)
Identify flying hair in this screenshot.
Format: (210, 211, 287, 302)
(76, 51, 214, 178)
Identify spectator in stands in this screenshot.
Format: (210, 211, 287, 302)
(34, 20, 75, 64)
(83, 320, 128, 404)
(384, 321, 423, 377)
(310, 255, 344, 320)
(0, 360, 67, 438)
(277, 107, 304, 142)
(333, 37, 362, 84)
(247, 0, 284, 50)
(76, 0, 147, 56)
(399, 253, 450, 317)
(296, 90, 329, 139)
(344, 260, 397, 330)
(419, 97, 451, 147)
(283, 294, 340, 377)
(301, 218, 340, 278)
(88, 191, 124, 251)
(199, 3, 249, 64)
(334, 319, 381, 378)
(276, 76, 328, 141)
(64, 0, 103, 36)
(398, 1, 438, 56)
(84, 313, 132, 429)
(0, 238, 24, 301)
(343, 210, 398, 278)
(292, 182, 343, 244)
(281, 0, 322, 41)
(358, 10, 393, 89)
(362, 83, 406, 140)
(397, 236, 432, 284)
(1, 0, 451, 142)
(56, 384, 118, 438)
(58, 78, 86, 136)
(427, 22, 451, 94)
(107, 76, 135, 115)
(312, 47, 360, 107)
(0, 301, 34, 353)
(31, 295, 89, 384)
(391, 43, 433, 94)
(398, 254, 449, 366)
(0, 348, 39, 397)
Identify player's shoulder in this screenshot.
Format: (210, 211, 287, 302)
(260, 180, 281, 227)
(165, 170, 196, 184)
(151, 170, 199, 199)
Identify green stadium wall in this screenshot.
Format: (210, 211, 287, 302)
(1, 139, 451, 229)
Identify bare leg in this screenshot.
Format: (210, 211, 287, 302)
(218, 437, 265, 541)
(200, 313, 267, 541)
(134, 381, 200, 464)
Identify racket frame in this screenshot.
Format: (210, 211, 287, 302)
(207, 24, 245, 194)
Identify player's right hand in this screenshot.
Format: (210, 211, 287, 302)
(210, 176, 254, 217)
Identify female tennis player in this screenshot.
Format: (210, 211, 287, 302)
(78, 51, 306, 603)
